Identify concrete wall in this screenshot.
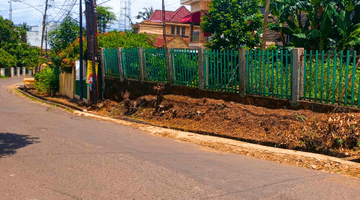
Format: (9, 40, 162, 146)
(59, 68, 75, 99)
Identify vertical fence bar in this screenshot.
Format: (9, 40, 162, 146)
(280, 50, 284, 98)
(285, 50, 289, 97)
(303, 50, 307, 99)
(239, 49, 247, 97)
(344, 50, 351, 105)
(332, 50, 337, 104)
(320, 50, 325, 102)
(271, 50, 274, 96)
(166, 48, 173, 85)
(338, 51, 344, 103)
(308, 50, 313, 101)
(314, 50, 319, 100)
(351, 51, 357, 106)
(198, 47, 205, 90)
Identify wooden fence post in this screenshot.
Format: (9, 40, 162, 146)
(239, 49, 247, 97)
(166, 48, 173, 85)
(198, 47, 205, 90)
(17, 67, 20, 77)
(100, 48, 105, 100)
(139, 48, 145, 82)
(10, 67, 14, 77)
(118, 47, 124, 82)
(291, 48, 305, 105)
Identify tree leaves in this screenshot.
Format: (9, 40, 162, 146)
(201, 0, 263, 49)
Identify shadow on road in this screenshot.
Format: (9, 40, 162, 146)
(0, 133, 39, 158)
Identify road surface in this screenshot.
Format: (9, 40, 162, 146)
(1, 77, 360, 200)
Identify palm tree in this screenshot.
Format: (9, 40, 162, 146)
(136, 7, 154, 21)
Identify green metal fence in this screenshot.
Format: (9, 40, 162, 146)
(303, 50, 360, 107)
(122, 48, 141, 80)
(171, 49, 199, 88)
(204, 49, 239, 93)
(103, 48, 120, 77)
(246, 49, 293, 99)
(143, 48, 167, 82)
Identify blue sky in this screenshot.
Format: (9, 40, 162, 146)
(0, 0, 187, 26)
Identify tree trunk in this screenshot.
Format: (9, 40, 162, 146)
(261, 0, 270, 50)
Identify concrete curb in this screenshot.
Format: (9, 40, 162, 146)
(14, 85, 360, 176)
(74, 111, 359, 168)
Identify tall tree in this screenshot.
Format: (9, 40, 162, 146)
(261, 0, 271, 49)
(48, 15, 80, 53)
(201, 0, 263, 49)
(136, 7, 154, 21)
(97, 6, 117, 33)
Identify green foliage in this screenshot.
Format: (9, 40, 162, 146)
(136, 7, 154, 21)
(268, 0, 360, 51)
(97, 6, 117, 33)
(22, 47, 45, 70)
(172, 49, 199, 87)
(34, 67, 60, 95)
(48, 15, 80, 53)
(98, 31, 155, 49)
(0, 48, 17, 68)
(0, 16, 41, 69)
(201, 0, 263, 49)
(143, 48, 167, 82)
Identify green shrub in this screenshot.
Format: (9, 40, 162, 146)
(34, 67, 59, 95)
(0, 48, 17, 68)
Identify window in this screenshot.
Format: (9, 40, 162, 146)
(182, 27, 185, 36)
(192, 31, 200, 42)
(171, 26, 175, 35)
(177, 26, 180, 35)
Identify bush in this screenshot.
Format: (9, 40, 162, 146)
(0, 48, 17, 68)
(34, 67, 59, 95)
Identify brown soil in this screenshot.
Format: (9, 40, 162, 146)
(90, 90, 360, 159)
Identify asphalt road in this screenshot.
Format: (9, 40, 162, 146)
(1, 77, 360, 200)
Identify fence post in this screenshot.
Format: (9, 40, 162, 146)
(291, 48, 305, 105)
(239, 49, 247, 97)
(0, 68, 4, 77)
(118, 47, 124, 82)
(22, 67, 26, 76)
(139, 48, 145, 82)
(100, 48, 105, 100)
(204, 48, 209, 87)
(198, 47, 205, 90)
(10, 67, 14, 77)
(166, 48, 173, 85)
(17, 67, 20, 77)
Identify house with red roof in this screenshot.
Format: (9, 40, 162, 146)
(133, 6, 201, 48)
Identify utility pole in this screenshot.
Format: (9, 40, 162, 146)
(8, 0, 12, 21)
(40, 0, 49, 59)
(86, 0, 97, 104)
(162, 0, 167, 48)
(79, 0, 84, 100)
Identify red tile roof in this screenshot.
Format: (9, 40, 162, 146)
(148, 6, 190, 23)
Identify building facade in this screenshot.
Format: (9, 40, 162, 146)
(27, 22, 57, 50)
(134, 6, 200, 48)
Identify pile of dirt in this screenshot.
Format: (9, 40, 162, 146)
(91, 85, 360, 158)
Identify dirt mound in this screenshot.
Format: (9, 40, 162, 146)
(93, 89, 360, 157)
